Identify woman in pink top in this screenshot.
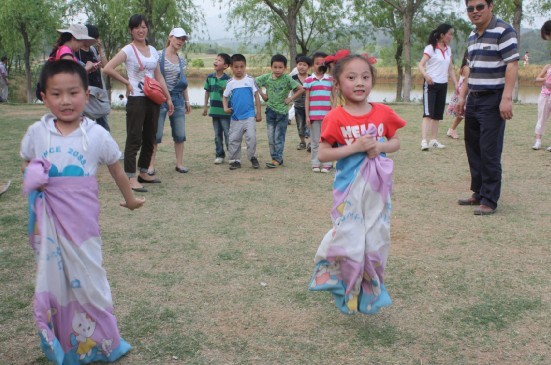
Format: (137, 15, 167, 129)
(49, 24, 94, 71)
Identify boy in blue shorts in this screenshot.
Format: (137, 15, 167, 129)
(203, 53, 231, 164)
(222, 54, 262, 170)
(256, 54, 304, 168)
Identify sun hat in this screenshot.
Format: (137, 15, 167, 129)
(169, 28, 189, 39)
(56, 24, 95, 41)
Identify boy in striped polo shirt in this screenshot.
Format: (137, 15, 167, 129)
(203, 53, 231, 164)
(305, 52, 334, 173)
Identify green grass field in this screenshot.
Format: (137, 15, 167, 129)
(0, 102, 549, 364)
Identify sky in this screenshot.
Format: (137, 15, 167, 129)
(192, 1, 231, 41)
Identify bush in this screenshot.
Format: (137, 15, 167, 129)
(190, 59, 205, 68)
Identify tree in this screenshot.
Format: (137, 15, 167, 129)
(222, 0, 350, 68)
(0, 0, 64, 102)
(354, 0, 470, 101)
(225, 0, 304, 67)
(69, 0, 201, 92)
(353, 0, 407, 100)
(266, 0, 354, 59)
(70, 0, 201, 56)
(379, 0, 429, 102)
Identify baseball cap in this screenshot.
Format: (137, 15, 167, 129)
(57, 24, 95, 41)
(169, 28, 189, 39)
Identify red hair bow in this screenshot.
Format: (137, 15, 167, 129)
(325, 49, 350, 64)
(361, 53, 377, 65)
(324, 50, 377, 65)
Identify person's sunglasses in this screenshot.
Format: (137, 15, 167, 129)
(467, 4, 487, 13)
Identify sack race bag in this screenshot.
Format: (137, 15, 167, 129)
(130, 45, 166, 105)
(84, 86, 111, 120)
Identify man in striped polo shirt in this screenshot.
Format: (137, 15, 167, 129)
(456, 0, 519, 215)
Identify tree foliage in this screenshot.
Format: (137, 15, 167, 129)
(69, 0, 202, 56)
(222, 0, 353, 68)
(354, 0, 471, 101)
(0, 0, 65, 102)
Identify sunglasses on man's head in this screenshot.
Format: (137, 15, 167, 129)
(467, 4, 487, 12)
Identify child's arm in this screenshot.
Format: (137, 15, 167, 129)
(107, 162, 145, 210)
(21, 161, 29, 174)
(254, 91, 262, 122)
(305, 89, 311, 127)
(456, 66, 471, 116)
(535, 65, 551, 83)
(103, 50, 132, 96)
(285, 85, 304, 105)
(203, 91, 210, 116)
(258, 88, 268, 102)
(256, 76, 268, 101)
(222, 95, 232, 115)
(418, 54, 433, 84)
(318, 135, 401, 162)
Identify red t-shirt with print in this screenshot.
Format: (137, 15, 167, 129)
(321, 104, 406, 146)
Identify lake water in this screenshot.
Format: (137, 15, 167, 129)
(110, 79, 543, 105)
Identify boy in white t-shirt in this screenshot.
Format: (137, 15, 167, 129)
(21, 60, 143, 363)
(222, 54, 262, 170)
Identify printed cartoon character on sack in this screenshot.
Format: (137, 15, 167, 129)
(311, 260, 340, 288)
(70, 312, 97, 360)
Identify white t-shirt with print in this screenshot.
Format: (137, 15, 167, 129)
(21, 114, 121, 176)
(122, 44, 159, 97)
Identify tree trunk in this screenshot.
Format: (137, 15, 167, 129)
(19, 23, 33, 103)
(288, 15, 298, 69)
(143, 0, 155, 47)
(512, 0, 522, 101)
(402, 4, 413, 102)
(395, 41, 404, 101)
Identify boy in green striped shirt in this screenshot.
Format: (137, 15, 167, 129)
(203, 53, 231, 164)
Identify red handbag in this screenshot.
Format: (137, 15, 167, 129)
(131, 45, 167, 105)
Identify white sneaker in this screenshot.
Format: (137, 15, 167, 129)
(214, 157, 224, 164)
(429, 139, 445, 149)
(421, 140, 429, 151)
(532, 141, 542, 150)
(546, 146, 551, 152)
